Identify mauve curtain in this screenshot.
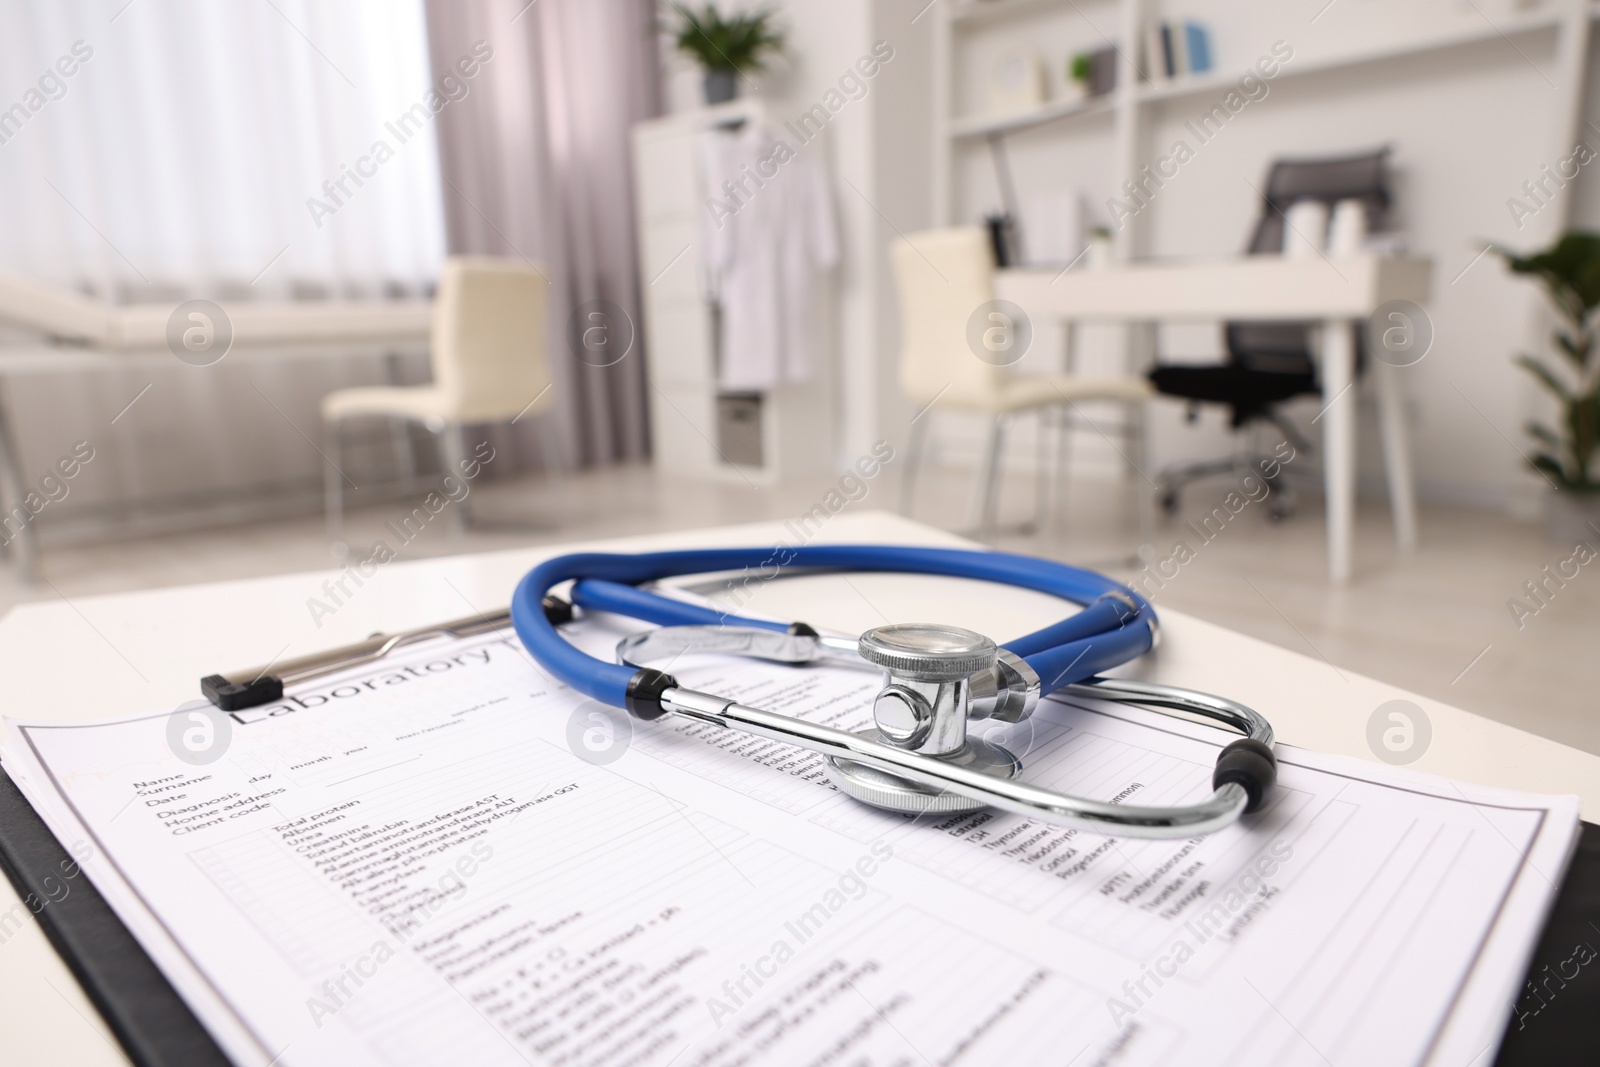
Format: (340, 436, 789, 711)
(423, 0, 658, 470)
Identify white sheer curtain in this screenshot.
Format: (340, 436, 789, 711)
(0, 0, 444, 298)
(0, 0, 446, 531)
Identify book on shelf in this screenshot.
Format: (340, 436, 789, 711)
(1087, 45, 1117, 97)
(1185, 21, 1212, 74)
(1144, 19, 1212, 82)
(1143, 20, 1167, 80)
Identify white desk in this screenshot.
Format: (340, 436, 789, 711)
(996, 255, 1434, 583)
(0, 511, 1592, 1065)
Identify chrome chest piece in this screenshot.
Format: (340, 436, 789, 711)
(826, 623, 1041, 814)
(613, 617, 1275, 836)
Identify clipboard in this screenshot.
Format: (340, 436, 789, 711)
(0, 756, 1594, 1067)
(0, 766, 230, 1067)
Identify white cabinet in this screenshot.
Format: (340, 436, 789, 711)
(631, 99, 835, 484)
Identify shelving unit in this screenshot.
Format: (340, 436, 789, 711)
(933, 0, 1596, 254)
(948, 0, 1074, 29)
(950, 4, 1572, 142)
(949, 92, 1113, 141)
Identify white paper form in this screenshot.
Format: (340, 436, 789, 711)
(1, 617, 1580, 1067)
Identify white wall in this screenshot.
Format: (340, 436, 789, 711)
(943, 0, 1599, 512)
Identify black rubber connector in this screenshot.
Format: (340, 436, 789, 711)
(625, 668, 677, 721)
(542, 594, 574, 626)
(201, 673, 283, 712)
(787, 621, 819, 637)
(1212, 738, 1277, 814)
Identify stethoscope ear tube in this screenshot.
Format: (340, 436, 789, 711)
(513, 544, 1160, 700)
(511, 545, 1277, 837)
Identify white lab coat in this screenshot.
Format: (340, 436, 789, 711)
(701, 122, 838, 392)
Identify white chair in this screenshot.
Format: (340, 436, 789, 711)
(321, 257, 555, 550)
(892, 227, 1152, 538)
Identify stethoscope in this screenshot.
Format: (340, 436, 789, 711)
(506, 545, 1278, 840)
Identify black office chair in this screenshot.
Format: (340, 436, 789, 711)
(1149, 148, 1391, 519)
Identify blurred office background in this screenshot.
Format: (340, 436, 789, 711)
(2, 0, 1600, 755)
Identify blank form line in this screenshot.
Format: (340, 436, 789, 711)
(649, 783, 756, 888)
(1302, 825, 1467, 1062)
(1243, 977, 1336, 1067)
(1223, 817, 1421, 1064)
(323, 755, 423, 788)
(1440, 779, 1555, 891)
(844, 976, 938, 1067)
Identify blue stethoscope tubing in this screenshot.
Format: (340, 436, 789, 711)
(510, 544, 1277, 837)
(511, 544, 1154, 708)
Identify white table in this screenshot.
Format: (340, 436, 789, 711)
(0, 511, 1592, 1065)
(996, 255, 1433, 583)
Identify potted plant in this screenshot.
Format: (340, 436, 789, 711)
(1067, 52, 1092, 102)
(669, 4, 784, 106)
(1087, 226, 1113, 270)
(1494, 231, 1600, 541)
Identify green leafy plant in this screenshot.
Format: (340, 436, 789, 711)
(669, 4, 784, 73)
(1069, 53, 1093, 84)
(1495, 231, 1600, 493)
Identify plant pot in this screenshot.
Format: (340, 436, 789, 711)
(1086, 235, 1113, 271)
(1545, 490, 1600, 545)
(703, 69, 738, 106)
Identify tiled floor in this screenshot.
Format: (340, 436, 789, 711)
(4, 461, 1598, 758)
